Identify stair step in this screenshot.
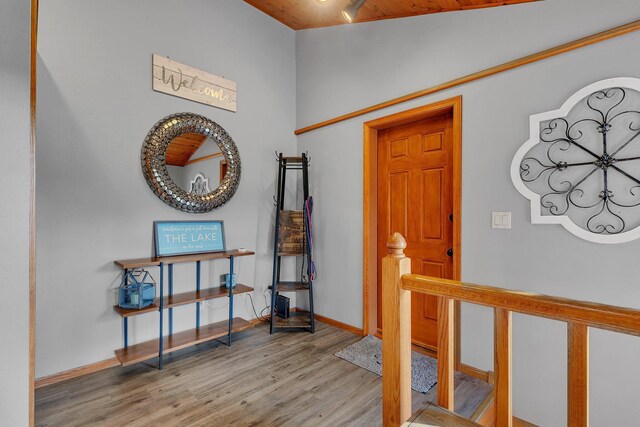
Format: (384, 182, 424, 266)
(273, 312, 312, 328)
(404, 402, 481, 427)
(269, 281, 309, 292)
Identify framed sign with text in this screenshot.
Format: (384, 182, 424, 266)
(154, 220, 226, 257)
(152, 54, 237, 112)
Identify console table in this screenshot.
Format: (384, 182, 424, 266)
(113, 249, 255, 369)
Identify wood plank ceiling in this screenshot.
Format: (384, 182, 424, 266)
(244, 0, 539, 30)
(165, 133, 208, 166)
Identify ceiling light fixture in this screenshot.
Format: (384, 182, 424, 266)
(342, 0, 366, 23)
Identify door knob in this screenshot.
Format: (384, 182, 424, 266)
(447, 248, 453, 257)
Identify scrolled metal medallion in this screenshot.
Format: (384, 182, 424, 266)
(511, 78, 640, 244)
(141, 113, 241, 213)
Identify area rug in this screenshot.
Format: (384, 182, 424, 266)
(335, 335, 437, 393)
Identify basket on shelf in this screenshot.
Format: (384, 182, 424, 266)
(118, 269, 156, 309)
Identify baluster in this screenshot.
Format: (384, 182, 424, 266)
(494, 308, 512, 427)
(568, 322, 589, 427)
(437, 296, 455, 410)
(382, 233, 412, 427)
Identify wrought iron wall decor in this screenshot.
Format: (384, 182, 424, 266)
(511, 78, 640, 244)
(141, 113, 241, 213)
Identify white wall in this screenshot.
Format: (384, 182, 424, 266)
(295, 1, 640, 425)
(0, 0, 31, 424)
(36, 0, 296, 378)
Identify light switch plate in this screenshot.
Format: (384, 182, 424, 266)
(492, 212, 512, 229)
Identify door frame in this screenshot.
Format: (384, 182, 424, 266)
(30, 0, 39, 424)
(362, 96, 462, 362)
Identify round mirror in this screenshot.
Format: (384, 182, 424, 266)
(141, 113, 241, 213)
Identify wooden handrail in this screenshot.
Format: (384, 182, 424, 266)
(401, 274, 640, 336)
(295, 19, 640, 136)
(381, 233, 640, 427)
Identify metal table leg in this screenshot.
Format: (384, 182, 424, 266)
(123, 268, 129, 348)
(228, 256, 234, 346)
(196, 260, 201, 329)
(168, 263, 174, 336)
(158, 262, 164, 370)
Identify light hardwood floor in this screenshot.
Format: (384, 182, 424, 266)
(35, 321, 491, 426)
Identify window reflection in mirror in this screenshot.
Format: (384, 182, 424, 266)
(165, 133, 225, 195)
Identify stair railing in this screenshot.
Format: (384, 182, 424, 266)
(381, 232, 640, 427)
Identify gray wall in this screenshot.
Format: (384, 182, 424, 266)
(0, 0, 31, 424)
(296, 1, 640, 425)
(36, 0, 296, 378)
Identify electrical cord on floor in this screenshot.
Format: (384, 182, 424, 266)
(246, 293, 270, 322)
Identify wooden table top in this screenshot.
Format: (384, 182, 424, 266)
(114, 249, 255, 269)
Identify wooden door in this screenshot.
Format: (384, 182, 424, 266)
(377, 113, 454, 349)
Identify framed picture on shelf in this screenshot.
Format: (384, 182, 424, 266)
(154, 220, 226, 257)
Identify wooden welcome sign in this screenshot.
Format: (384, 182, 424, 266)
(152, 54, 237, 112)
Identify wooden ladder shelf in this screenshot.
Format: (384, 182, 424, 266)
(269, 153, 316, 333)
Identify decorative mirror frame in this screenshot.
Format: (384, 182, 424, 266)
(511, 77, 640, 244)
(141, 112, 241, 213)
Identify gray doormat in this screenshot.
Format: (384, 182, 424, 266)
(335, 335, 437, 393)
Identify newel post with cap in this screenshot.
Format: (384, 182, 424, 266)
(381, 232, 412, 427)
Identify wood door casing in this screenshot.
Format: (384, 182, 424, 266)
(377, 113, 454, 349)
(220, 160, 228, 183)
